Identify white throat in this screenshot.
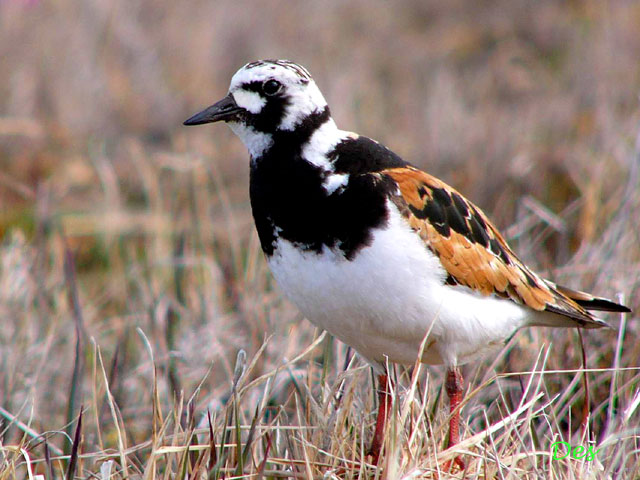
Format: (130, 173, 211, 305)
(227, 122, 274, 159)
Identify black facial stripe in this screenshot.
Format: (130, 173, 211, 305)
(239, 85, 329, 135)
(238, 79, 286, 95)
(244, 93, 291, 133)
(240, 81, 265, 94)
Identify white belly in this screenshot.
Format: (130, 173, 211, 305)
(267, 204, 531, 368)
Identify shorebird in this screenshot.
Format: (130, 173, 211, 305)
(184, 59, 630, 468)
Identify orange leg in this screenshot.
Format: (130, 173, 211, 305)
(442, 367, 466, 471)
(368, 373, 392, 465)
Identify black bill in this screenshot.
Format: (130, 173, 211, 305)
(183, 94, 244, 126)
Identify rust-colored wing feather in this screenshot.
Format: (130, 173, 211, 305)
(381, 166, 629, 327)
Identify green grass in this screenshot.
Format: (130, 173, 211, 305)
(0, 1, 639, 478)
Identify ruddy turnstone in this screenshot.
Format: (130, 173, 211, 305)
(184, 59, 631, 467)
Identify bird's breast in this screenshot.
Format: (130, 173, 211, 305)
(249, 155, 391, 259)
(266, 203, 455, 365)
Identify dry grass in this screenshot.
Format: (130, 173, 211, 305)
(1, 1, 639, 478)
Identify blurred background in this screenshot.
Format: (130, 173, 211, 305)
(0, 0, 639, 476)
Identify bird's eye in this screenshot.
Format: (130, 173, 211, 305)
(262, 79, 282, 96)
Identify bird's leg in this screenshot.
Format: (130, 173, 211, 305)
(443, 366, 466, 471)
(445, 367, 463, 448)
(368, 373, 392, 465)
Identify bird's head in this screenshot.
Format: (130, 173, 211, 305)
(184, 60, 332, 157)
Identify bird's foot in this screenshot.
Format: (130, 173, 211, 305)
(366, 446, 381, 466)
(441, 455, 465, 473)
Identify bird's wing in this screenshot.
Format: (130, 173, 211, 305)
(380, 166, 623, 328)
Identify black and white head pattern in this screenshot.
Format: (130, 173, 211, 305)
(187, 59, 405, 260)
(226, 60, 330, 157)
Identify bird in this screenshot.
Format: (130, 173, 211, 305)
(184, 59, 631, 468)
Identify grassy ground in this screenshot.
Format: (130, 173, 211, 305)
(1, 1, 639, 478)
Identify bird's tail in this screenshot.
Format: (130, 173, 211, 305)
(549, 282, 631, 313)
(528, 281, 631, 330)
